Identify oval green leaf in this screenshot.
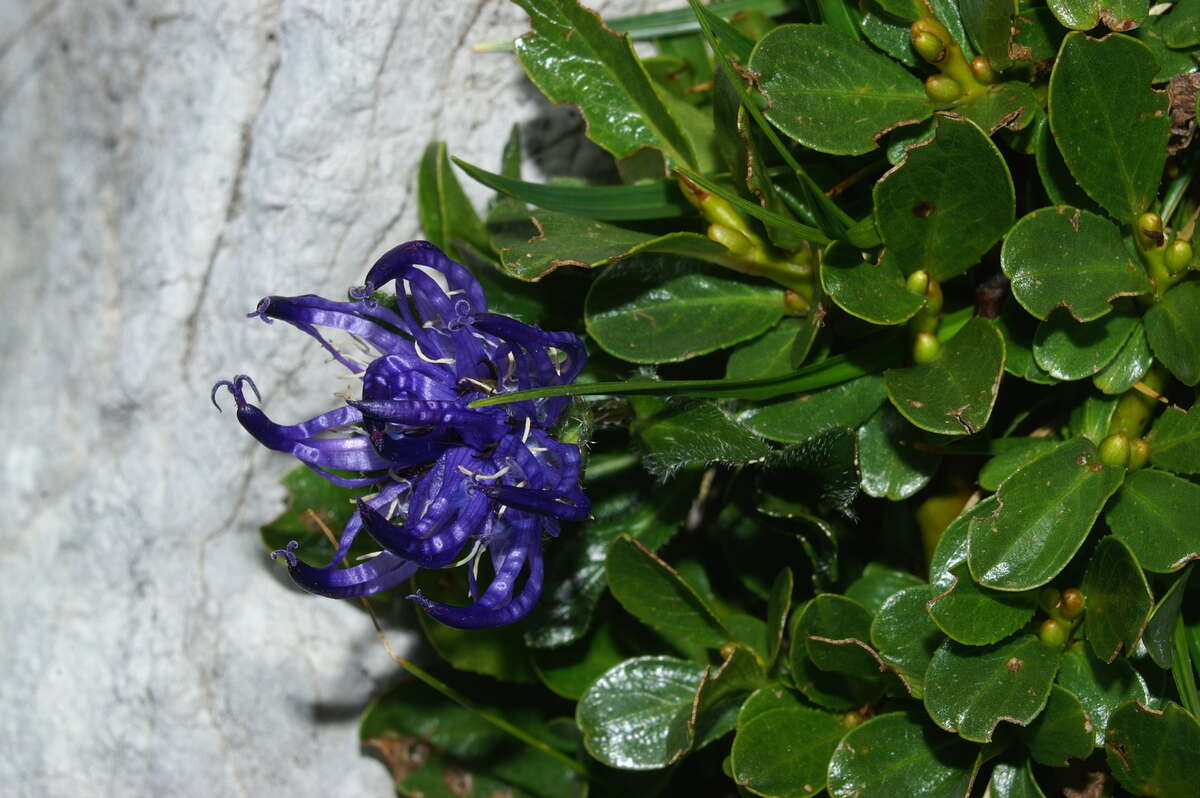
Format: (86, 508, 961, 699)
(827, 712, 977, 798)
(874, 114, 1015, 281)
(870, 585, 943, 697)
(884, 317, 1005, 436)
(1048, 0, 1147, 32)
(740, 374, 886, 444)
(1106, 469, 1200, 573)
(924, 635, 1059, 742)
(1056, 645, 1151, 746)
(820, 242, 924, 325)
(1001, 206, 1151, 321)
(585, 253, 785, 363)
(1092, 322, 1152, 394)
(1143, 568, 1191, 669)
(1148, 405, 1200, 474)
(1143, 280, 1200, 386)
(857, 406, 941, 500)
(1032, 301, 1139, 380)
(1105, 700, 1200, 798)
(1018, 684, 1096, 766)
(731, 706, 847, 798)
(968, 438, 1125, 591)
(750, 24, 931, 156)
(794, 594, 882, 681)
(1082, 535, 1154, 662)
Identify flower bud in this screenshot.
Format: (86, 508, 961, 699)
(708, 223, 753, 255)
(912, 332, 941, 363)
(1136, 212, 1165, 248)
(1165, 239, 1193, 274)
(1128, 437, 1151, 471)
(970, 55, 997, 85)
(906, 269, 930, 296)
(1099, 433, 1131, 468)
(925, 74, 961, 103)
(1039, 618, 1068, 648)
(1060, 588, 1084, 620)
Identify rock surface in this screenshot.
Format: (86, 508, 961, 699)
(0, 1, 669, 794)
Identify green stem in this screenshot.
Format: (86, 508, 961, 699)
(583, 451, 640, 481)
(1173, 614, 1200, 718)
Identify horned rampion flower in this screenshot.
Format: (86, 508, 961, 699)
(212, 241, 589, 628)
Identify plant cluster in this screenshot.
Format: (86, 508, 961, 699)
(230, 0, 1200, 796)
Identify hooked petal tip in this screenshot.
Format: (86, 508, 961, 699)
(247, 297, 273, 321)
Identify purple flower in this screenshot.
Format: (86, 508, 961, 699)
(212, 241, 589, 628)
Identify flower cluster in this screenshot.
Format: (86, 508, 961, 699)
(212, 241, 589, 628)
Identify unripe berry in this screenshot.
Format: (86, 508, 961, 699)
(913, 332, 941, 363)
(1099, 433, 1131, 468)
(906, 269, 930, 296)
(925, 74, 962, 103)
(1060, 588, 1084, 620)
(923, 279, 944, 316)
(1039, 618, 1068, 648)
(970, 55, 997, 84)
(1165, 239, 1193, 275)
(912, 30, 946, 64)
(1128, 437, 1151, 471)
(1137, 212, 1165, 247)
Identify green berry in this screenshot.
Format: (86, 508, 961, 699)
(923, 279, 943, 316)
(1060, 588, 1084, 620)
(1165, 239, 1193, 275)
(912, 30, 946, 64)
(925, 74, 962, 103)
(1137, 212, 1165, 248)
(1039, 618, 1068, 648)
(1099, 433, 1131, 468)
(912, 332, 941, 363)
(970, 56, 996, 84)
(1128, 437, 1151, 471)
(906, 269, 930, 296)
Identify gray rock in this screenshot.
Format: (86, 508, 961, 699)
(0, 1, 674, 794)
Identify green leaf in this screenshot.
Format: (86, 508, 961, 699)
(870, 584, 943, 698)
(1011, 7, 1067, 62)
(513, 0, 696, 166)
(1033, 116, 1104, 213)
(532, 616, 625, 700)
(960, 0, 1018, 69)
(418, 142, 491, 262)
(1093, 322, 1153, 394)
(1001, 206, 1152, 321)
(691, 643, 768, 750)
(1143, 281, 1200, 386)
(884, 317, 1006, 436)
(459, 158, 689, 221)
(1048, 0, 1148, 32)
(1032, 301, 1140, 381)
(986, 754, 1046, 798)
(826, 712, 977, 798)
(737, 683, 807, 726)
(1069, 393, 1119, 445)
(996, 309, 1058, 385)
(765, 568, 794, 668)
(979, 437, 1062, 492)
(360, 678, 579, 798)
(489, 209, 727, 281)
(637, 400, 771, 478)
(820, 242, 925, 325)
(860, 7, 921, 68)
(1143, 568, 1191, 668)
(259, 466, 373, 565)
(1018, 684, 1096, 766)
(726, 318, 817, 380)
(741, 374, 887, 444)
(749, 24, 931, 156)
(1134, 11, 1200, 82)
(856, 405, 941, 500)
(585, 254, 786, 364)
(968, 438, 1124, 591)
(1161, 0, 1200, 47)
(412, 569, 538, 684)
(731, 705, 847, 798)
(1148, 404, 1200, 474)
(873, 114, 1015, 282)
(845, 561, 924, 614)
(1107, 469, 1200, 573)
(1105, 700, 1200, 797)
(924, 635, 1059, 742)
(956, 81, 1040, 135)
(1056, 644, 1151, 746)
(1082, 535, 1154, 662)
(1048, 32, 1169, 222)
(576, 655, 706, 769)
(794, 594, 882, 681)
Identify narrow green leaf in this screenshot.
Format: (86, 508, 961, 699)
(1082, 535, 1154, 662)
(1032, 301, 1140, 381)
(968, 438, 1125, 591)
(673, 165, 831, 244)
(638, 400, 771, 478)
(765, 568, 794, 668)
(741, 374, 887, 444)
(1093, 322, 1152, 394)
(1143, 568, 1191, 668)
(1048, 32, 1169, 222)
(1018, 684, 1096, 766)
(827, 712, 977, 798)
(820, 242, 925, 326)
(731, 705, 847, 798)
(1105, 700, 1200, 797)
(418, 142, 491, 261)
(870, 584, 943, 697)
(750, 24, 932, 156)
(1106, 469, 1200, 573)
(513, 0, 696, 166)
(1144, 281, 1200, 386)
(924, 635, 1059, 742)
(1001, 206, 1152, 321)
(1033, 116, 1104, 213)
(1056, 644, 1151, 746)
(585, 253, 786, 364)
(884, 317, 1006, 436)
(1148, 404, 1200, 474)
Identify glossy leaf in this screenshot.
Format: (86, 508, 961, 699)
(691, 643, 768, 750)
(607, 536, 731, 651)
(845, 561, 923, 614)
(1105, 700, 1200, 797)
(978, 437, 1062, 492)
(1001, 206, 1151, 321)
(1143, 281, 1200, 386)
(750, 24, 931, 156)
(884, 317, 1006, 436)
(765, 568, 793, 668)
(1033, 117, 1103, 213)
(929, 560, 1038, 646)
(1069, 393, 1119, 445)
(873, 115, 1015, 282)
(1148, 405, 1200, 474)
(532, 616, 625, 700)
(924, 635, 1059, 742)
(1082, 535, 1154, 662)
(726, 318, 818, 380)
(827, 712, 977, 798)
(576, 655, 706, 769)
(1143, 568, 1191, 668)
(794, 594, 882, 681)
(731, 705, 847, 798)
(741, 374, 886, 444)
(1018, 684, 1096, 766)
(1106, 469, 1200, 573)
(789, 653, 882, 712)
(968, 438, 1125, 591)
(1032, 301, 1140, 380)
(857, 406, 941, 500)
(1048, 0, 1148, 32)
(586, 254, 786, 364)
(820, 242, 924, 325)
(1048, 32, 1169, 222)
(513, 0, 696, 166)
(1093, 322, 1152, 394)
(1056, 645, 1151, 746)
(870, 584, 943, 697)
(986, 754, 1046, 798)
(638, 401, 770, 478)
(490, 209, 727, 281)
